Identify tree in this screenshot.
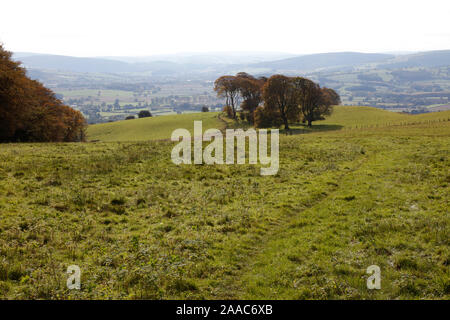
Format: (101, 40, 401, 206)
(321, 87, 341, 106)
(262, 75, 298, 130)
(236, 73, 265, 124)
(214, 75, 241, 119)
(292, 77, 336, 127)
(138, 110, 152, 118)
(0, 44, 85, 142)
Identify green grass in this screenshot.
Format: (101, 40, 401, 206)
(88, 106, 450, 142)
(0, 107, 449, 299)
(87, 112, 224, 141)
(318, 106, 450, 127)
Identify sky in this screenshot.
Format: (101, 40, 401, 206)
(1, 0, 450, 57)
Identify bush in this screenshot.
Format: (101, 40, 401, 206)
(125, 115, 135, 120)
(201, 106, 209, 112)
(254, 106, 282, 128)
(138, 110, 152, 118)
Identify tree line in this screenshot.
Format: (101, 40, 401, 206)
(214, 73, 340, 129)
(0, 45, 86, 142)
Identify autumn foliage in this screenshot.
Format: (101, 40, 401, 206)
(214, 72, 340, 129)
(0, 44, 86, 142)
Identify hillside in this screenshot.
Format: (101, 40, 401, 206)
(380, 50, 450, 69)
(87, 112, 224, 141)
(17, 54, 137, 73)
(318, 106, 450, 127)
(251, 52, 394, 72)
(87, 107, 450, 141)
(1, 107, 448, 299)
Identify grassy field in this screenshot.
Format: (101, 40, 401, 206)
(87, 112, 224, 141)
(88, 106, 450, 141)
(0, 107, 449, 299)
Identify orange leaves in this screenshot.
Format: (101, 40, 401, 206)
(0, 44, 86, 142)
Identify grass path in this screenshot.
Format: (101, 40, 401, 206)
(212, 125, 449, 299)
(210, 152, 370, 299)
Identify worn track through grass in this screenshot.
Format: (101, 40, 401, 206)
(212, 153, 370, 299)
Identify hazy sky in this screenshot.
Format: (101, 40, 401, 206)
(1, 0, 449, 57)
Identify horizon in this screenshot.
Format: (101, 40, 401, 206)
(1, 0, 449, 57)
(9, 49, 449, 60)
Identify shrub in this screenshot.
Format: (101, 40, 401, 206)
(254, 106, 282, 128)
(138, 110, 152, 118)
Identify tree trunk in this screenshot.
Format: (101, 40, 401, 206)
(307, 119, 312, 127)
(284, 118, 290, 130)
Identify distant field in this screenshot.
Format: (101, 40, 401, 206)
(87, 112, 224, 141)
(318, 106, 450, 127)
(56, 89, 135, 101)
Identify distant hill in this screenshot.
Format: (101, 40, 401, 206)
(379, 50, 450, 69)
(250, 52, 394, 72)
(13, 50, 450, 78)
(16, 54, 138, 73)
(100, 51, 297, 64)
(14, 52, 297, 75)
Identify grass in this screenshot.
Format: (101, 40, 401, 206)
(318, 106, 450, 128)
(88, 106, 450, 142)
(87, 112, 224, 141)
(0, 107, 449, 299)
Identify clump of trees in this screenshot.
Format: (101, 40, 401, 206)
(0, 45, 86, 142)
(214, 73, 340, 129)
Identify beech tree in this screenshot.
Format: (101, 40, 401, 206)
(214, 75, 241, 119)
(292, 77, 336, 127)
(0, 44, 86, 142)
(236, 72, 265, 124)
(321, 87, 341, 106)
(261, 75, 297, 130)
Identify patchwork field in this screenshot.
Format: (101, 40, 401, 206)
(0, 107, 449, 299)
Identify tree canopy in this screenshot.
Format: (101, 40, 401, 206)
(214, 72, 340, 129)
(0, 44, 86, 142)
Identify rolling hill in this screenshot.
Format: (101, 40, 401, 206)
(87, 107, 450, 142)
(16, 54, 137, 73)
(250, 52, 394, 72)
(379, 50, 450, 69)
(87, 112, 225, 141)
(15, 50, 450, 77)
